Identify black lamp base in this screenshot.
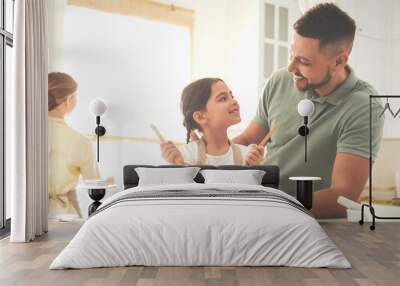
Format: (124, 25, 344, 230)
(298, 125, 309, 136)
(88, 188, 106, 216)
(95, 125, 106, 136)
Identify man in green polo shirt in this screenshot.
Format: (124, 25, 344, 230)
(233, 3, 384, 218)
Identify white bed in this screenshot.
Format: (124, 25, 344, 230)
(50, 183, 351, 269)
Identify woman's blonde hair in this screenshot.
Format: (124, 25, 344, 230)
(48, 72, 77, 111)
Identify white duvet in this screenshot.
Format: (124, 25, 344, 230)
(50, 183, 351, 269)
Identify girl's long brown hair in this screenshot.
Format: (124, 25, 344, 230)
(48, 72, 77, 111)
(181, 78, 222, 143)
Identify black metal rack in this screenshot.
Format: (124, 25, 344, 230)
(359, 95, 400, 230)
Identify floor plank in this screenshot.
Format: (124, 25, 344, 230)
(0, 221, 399, 286)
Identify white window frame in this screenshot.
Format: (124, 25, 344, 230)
(0, 0, 14, 232)
(259, 0, 299, 93)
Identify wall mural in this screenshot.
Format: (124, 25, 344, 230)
(47, 0, 396, 221)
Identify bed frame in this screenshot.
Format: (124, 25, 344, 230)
(123, 165, 280, 189)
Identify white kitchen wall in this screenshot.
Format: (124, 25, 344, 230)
(388, 0, 400, 138)
(51, 5, 191, 187)
(157, 0, 263, 132)
(389, 0, 400, 137)
(341, 0, 400, 138)
(341, 0, 387, 93)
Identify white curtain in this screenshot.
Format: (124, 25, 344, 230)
(10, 0, 48, 242)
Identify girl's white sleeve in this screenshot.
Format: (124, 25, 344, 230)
(178, 141, 198, 165)
(237, 144, 252, 160)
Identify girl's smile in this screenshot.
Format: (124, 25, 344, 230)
(228, 106, 240, 117)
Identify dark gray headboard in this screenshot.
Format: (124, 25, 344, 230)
(123, 165, 279, 189)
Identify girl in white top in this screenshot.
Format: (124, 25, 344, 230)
(161, 78, 264, 165)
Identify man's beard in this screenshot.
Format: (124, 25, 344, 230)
(295, 69, 331, 92)
(306, 69, 331, 91)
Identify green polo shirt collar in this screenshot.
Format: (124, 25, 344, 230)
(305, 65, 357, 106)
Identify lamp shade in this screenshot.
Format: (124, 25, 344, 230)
(297, 99, 315, 117)
(89, 98, 107, 116)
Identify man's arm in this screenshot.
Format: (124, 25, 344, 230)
(232, 121, 269, 146)
(312, 152, 369, 218)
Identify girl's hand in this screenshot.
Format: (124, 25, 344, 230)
(160, 141, 184, 165)
(244, 144, 265, 166)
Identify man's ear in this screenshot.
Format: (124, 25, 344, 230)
(193, 111, 207, 126)
(334, 53, 348, 69)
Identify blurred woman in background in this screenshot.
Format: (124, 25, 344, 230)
(48, 72, 100, 219)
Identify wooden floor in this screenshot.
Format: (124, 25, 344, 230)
(0, 221, 399, 286)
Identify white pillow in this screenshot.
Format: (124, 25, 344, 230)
(200, 169, 266, 185)
(135, 167, 200, 186)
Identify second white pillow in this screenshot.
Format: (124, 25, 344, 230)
(200, 169, 266, 185)
(135, 167, 200, 186)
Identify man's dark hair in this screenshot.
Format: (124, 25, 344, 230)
(293, 3, 356, 52)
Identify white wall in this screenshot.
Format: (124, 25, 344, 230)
(342, 0, 388, 94)
(387, 0, 400, 138)
(391, 0, 400, 94)
(52, 5, 191, 188)
(339, 0, 400, 138)
(158, 0, 263, 132)
(224, 0, 264, 132)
